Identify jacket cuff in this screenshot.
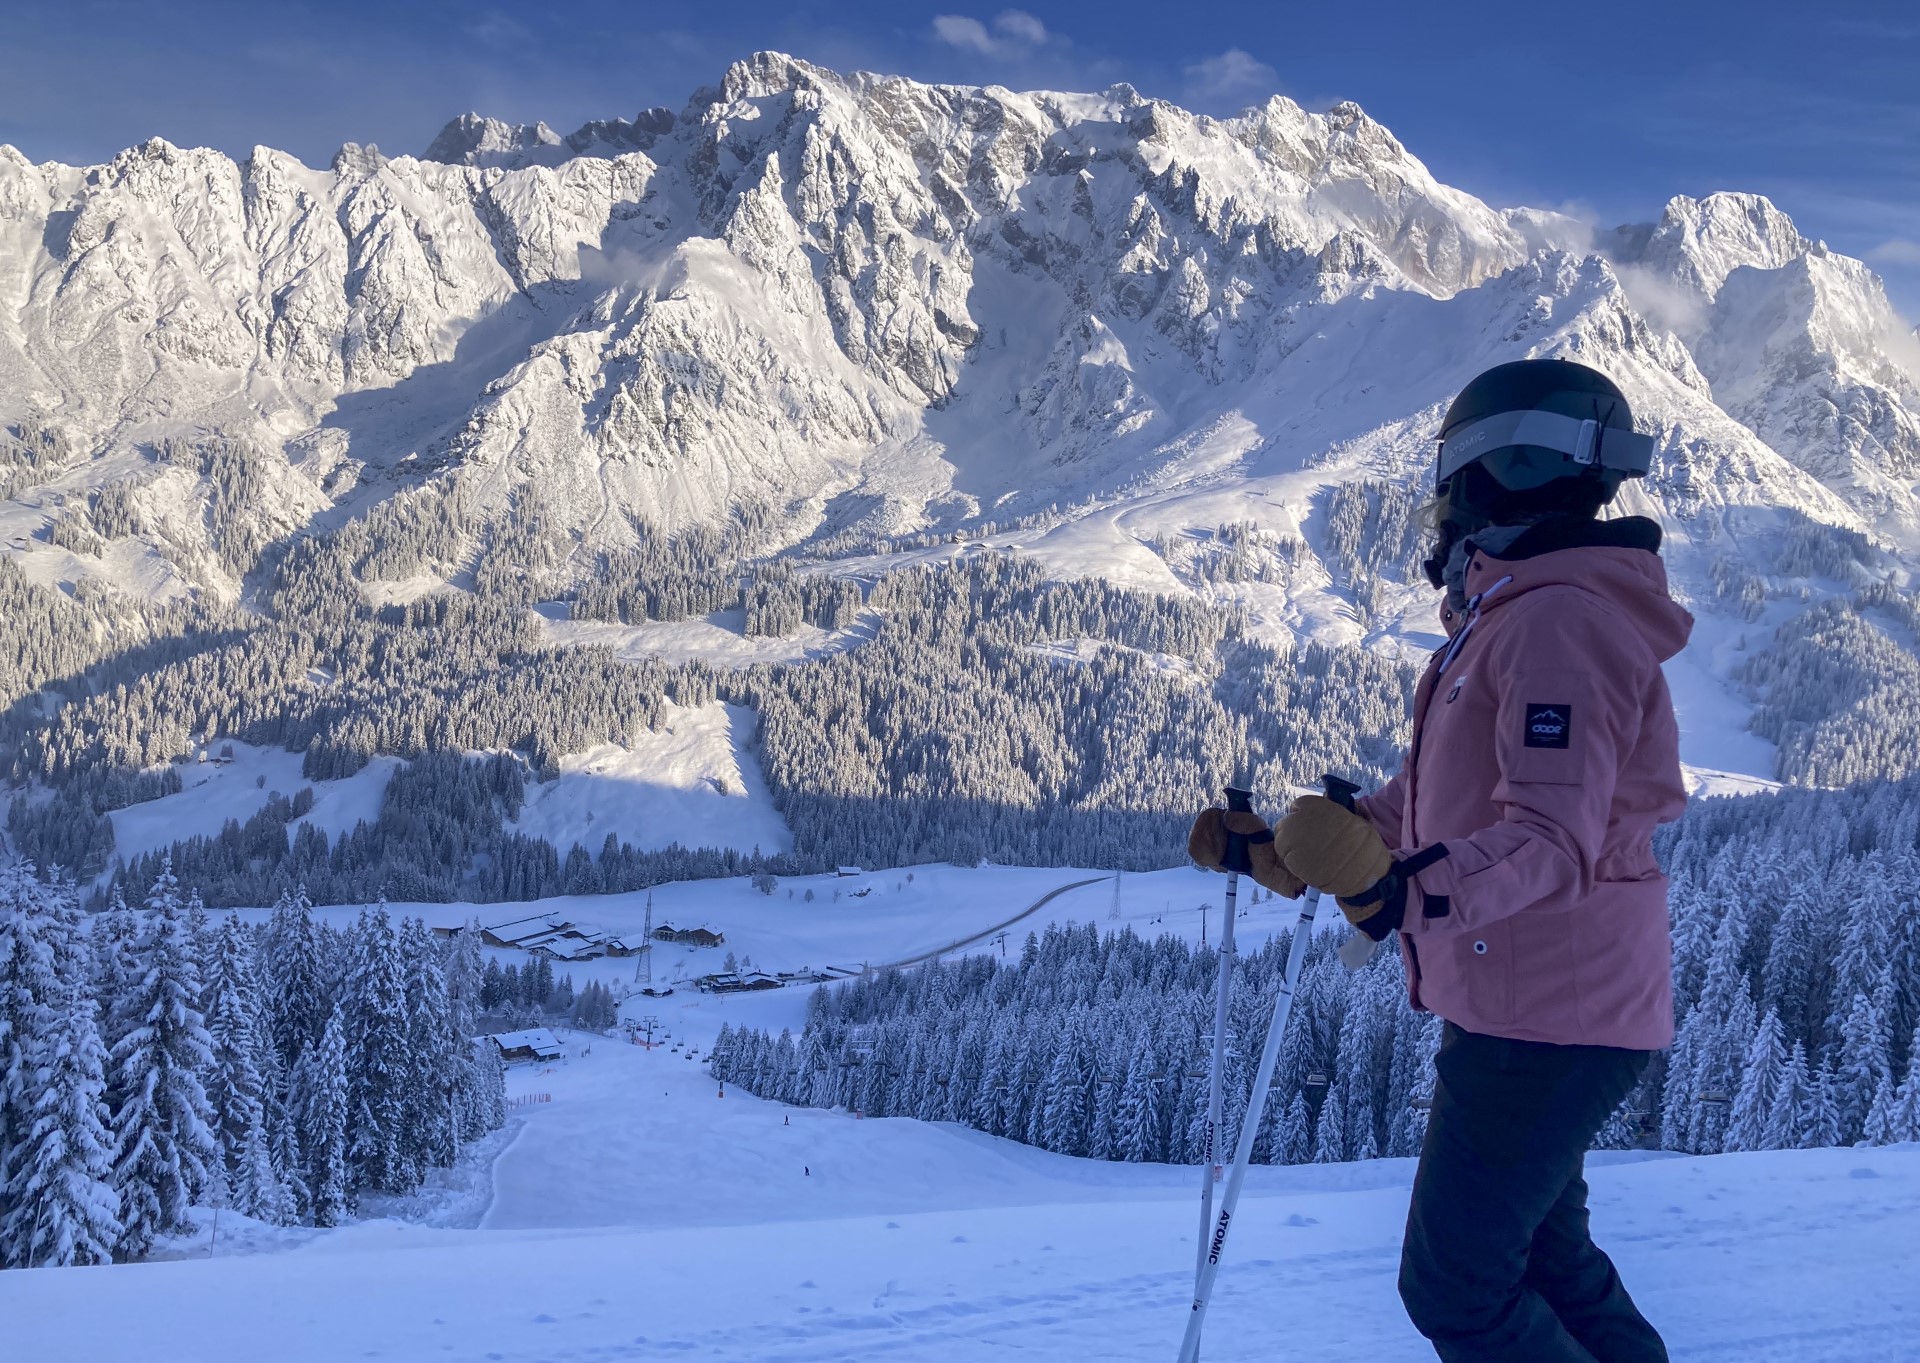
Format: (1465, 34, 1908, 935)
(1398, 843, 1464, 929)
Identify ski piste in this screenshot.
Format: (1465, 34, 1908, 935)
(1180, 774, 1361, 1362)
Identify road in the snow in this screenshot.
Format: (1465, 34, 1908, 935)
(876, 874, 1109, 970)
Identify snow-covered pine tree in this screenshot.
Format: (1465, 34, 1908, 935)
(1592, 1099, 1643, 1152)
(1760, 887, 1817, 1042)
(1659, 1024, 1698, 1153)
(1888, 879, 1920, 1077)
(399, 917, 454, 1179)
(1279, 1090, 1312, 1166)
(1313, 1081, 1346, 1163)
(1040, 1032, 1090, 1156)
(479, 957, 505, 1014)
(524, 957, 554, 1012)
(1667, 878, 1717, 1012)
(292, 1011, 350, 1226)
(0, 861, 55, 1262)
(202, 915, 276, 1218)
(89, 890, 143, 1083)
(254, 1018, 308, 1222)
(108, 859, 219, 1259)
(569, 981, 616, 1033)
(1891, 1024, 1920, 1144)
(1861, 1068, 1900, 1146)
(1833, 990, 1892, 1143)
(442, 925, 492, 1142)
(343, 903, 412, 1194)
(1086, 1064, 1118, 1163)
(4, 986, 122, 1267)
(1806, 1060, 1845, 1149)
(474, 1034, 507, 1134)
(262, 886, 329, 1075)
(1023, 1026, 1053, 1149)
(1826, 876, 1888, 1052)
(184, 892, 212, 988)
(970, 1026, 1008, 1137)
(1393, 1014, 1441, 1158)
(234, 1109, 293, 1227)
(0, 865, 119, 1267)
(1349, 1091, 1379, 1162)
(1725, 1008, 1786, 1152)
(1115, 1030, 1161, 1163)
(1762, 1042, 1813, 1151)
(1670, 903, 1753, 1154)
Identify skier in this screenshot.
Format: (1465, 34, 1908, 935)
(1195, 359, 1684, 1362)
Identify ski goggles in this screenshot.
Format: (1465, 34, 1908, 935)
(1434, 410, 1656, 491)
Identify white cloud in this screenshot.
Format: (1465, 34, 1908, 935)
(933, 11, 1052, 56)
(1613, 262, 1710, 339)
(1182, 49, 1280, 102)
(932, 15, 997, 54)
(994, 10, 1050, 45)
(1867, 238, 1920, 267)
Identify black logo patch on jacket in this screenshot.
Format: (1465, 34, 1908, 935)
(1524, 704, 1572, 750)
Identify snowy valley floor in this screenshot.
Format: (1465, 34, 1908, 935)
(4, 870, 1917, 1361)
(6, 1018, 1918, 1363)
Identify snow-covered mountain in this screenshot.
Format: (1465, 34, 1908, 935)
(0, 52, 1914, 653)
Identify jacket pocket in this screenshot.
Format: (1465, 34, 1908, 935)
(1450, 923, 1514, 1027)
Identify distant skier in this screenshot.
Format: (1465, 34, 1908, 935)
(1197, 360, 1683, 1362)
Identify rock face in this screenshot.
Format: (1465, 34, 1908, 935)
(0, 51, 1915, 612)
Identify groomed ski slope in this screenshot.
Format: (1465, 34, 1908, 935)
(6, 872, 1917, 1362)
(10, 1007, 1919, 1362)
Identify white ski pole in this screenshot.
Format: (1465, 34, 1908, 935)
(1192, 778, 1251, 1301)
(1177, 774, 1360, 1363)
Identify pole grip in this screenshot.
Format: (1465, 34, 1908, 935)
(1320, 773, 1361, 813)
(1221, 780, 1255, 875)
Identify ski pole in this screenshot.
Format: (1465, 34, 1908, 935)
(1192, 777, 1252, 1302)
(1176, 774, 1360, 1363)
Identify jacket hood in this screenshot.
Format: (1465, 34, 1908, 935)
(1456, 516, 1694, 663)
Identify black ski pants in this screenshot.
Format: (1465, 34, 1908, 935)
(1399, 1023, 1668, 1363)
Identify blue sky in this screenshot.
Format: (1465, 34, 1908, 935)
(2, 0, 1915, 316)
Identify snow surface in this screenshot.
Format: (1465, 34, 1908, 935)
(101, 700, 790, 876)
(534, 606, 879, 670)
(10, 869, 1919, 1360)
(10, 1023, 1917, 1362)
(234, 863, 1243, 996)
(105, 743, 401, 870)
(510, 702, 791, 856)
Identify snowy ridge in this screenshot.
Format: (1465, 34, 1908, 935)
(0, 52, 1916, 737)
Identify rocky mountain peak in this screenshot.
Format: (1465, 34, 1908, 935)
(0, 53, 1912, 621)
(423, 113, 565, 169)
(1620, 191, 1811, 299)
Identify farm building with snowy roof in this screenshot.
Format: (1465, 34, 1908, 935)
(486, 1028, 566, 1064)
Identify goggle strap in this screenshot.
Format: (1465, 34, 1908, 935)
(1436, 409, 1654, 484)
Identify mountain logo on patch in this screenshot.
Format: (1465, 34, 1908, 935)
(1524, 704, 1571, 750)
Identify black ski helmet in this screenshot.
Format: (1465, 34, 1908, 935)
(1422, 358, 1655, 588)
(1433, 358, 1652, 506)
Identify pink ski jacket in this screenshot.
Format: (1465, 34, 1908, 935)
(1356, 518, 1692, 1051)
